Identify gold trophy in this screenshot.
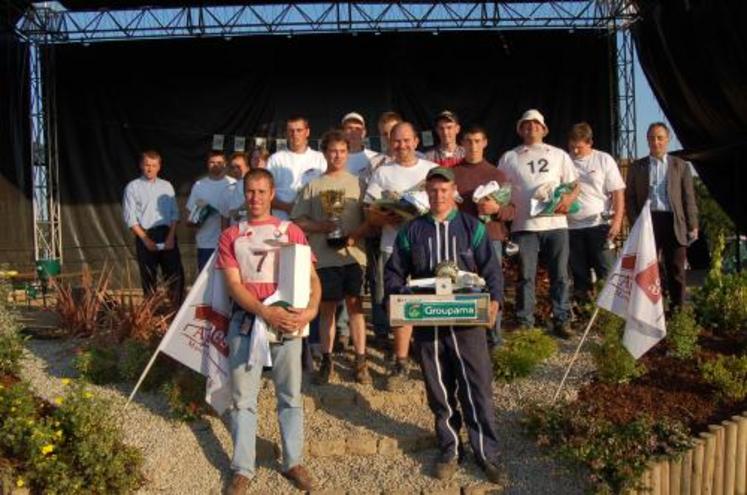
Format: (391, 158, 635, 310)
(319, 189, 347, 248)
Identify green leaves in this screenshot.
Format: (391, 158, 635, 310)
(492, 328, 557, 382)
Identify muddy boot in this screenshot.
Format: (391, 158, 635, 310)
(315, 354, 334, 385)
(354, 354, 372, 385)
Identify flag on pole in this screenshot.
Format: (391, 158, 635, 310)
(158, 252, 232, 414)
(597, 201, 666, 359)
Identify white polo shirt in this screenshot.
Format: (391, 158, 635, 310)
(498, 143, 578, 232)
(364, 158, 437, 253)
(568, 149, 626, 229)
(267, 147, 327, 220)
(186, 175, 236, 249)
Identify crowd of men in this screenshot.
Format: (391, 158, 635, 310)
(121, 109, 698, 493)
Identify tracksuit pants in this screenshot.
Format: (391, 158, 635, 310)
(413, 325, 500, 465)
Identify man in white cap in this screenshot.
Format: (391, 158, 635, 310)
(497, 109, 579, 337)
(341, 112, 381, 181)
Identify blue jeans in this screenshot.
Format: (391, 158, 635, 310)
(197, 248, 214, 273)
(227, 310, 304, 478)
(488, 240, 503, 347)
(513, 229, 571, 327)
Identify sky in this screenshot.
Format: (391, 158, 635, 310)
(634, 54, 681, 157)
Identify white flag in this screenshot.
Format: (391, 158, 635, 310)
(159, 252, 232, 414)
(597, 201, 666, 359)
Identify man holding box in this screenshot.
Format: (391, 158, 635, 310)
(217, 168, 321, 494)
(497, 109, 579, 338)
(384, 166, 506, 485)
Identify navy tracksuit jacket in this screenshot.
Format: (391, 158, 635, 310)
(384, 209, 503, 465)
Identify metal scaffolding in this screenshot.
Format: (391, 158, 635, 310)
(16, 0, 638, 265)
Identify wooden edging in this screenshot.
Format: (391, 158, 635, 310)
(629, 411, 747, 495)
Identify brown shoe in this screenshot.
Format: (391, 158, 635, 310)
(226, 473, 250, 495)
(283, 464, 315, 491)
(354, 355, 372, 385)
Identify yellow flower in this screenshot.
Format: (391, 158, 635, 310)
(16, 478, 24, 488)
(41, 444, 54, 455)
(83, 391, 93, 399)
(27, 419, 34, 426)
(53, 397, 64, 406)
(61, 378, 71, 386)
(54, 430, 63, 438)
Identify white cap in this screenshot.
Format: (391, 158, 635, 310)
(516, 109, 548, 136)
(341, 112, 365, 126)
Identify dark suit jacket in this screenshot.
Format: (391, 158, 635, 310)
(625, 154, 698, 246)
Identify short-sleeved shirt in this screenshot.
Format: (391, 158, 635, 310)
(122, 176, 179, 230)
(267, 148, 327, 220)
(498, 143, 578, 232)
(568, 149, 626, 229)
(218, 182, 247, 226)
(216, 216, 312, 302)
(364, 158, 438, 253)
(186, 175, 236, 249)
(346, 149, 381, 178)
(290, 172, 366, 269)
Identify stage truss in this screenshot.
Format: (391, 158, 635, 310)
(16, 0, 638, 264)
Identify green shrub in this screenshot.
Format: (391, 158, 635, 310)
(523, 403, 692, 494)
(590, 311, 645, 384)
(0, 380, 143, 493)
(492, 328, 557, 382)
(700, 354, 747, 402)
(161, 369, 210, 422)
(666, 305, 700, 360)
(691, 271, 747, 333)
(74, 345, 120, 384)
(0, 280, 25, 376)
(118, 340, 173, 391)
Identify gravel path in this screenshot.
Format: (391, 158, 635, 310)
(19, 330, 595, 494)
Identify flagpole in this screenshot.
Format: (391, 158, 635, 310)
(552, 307, 600, 403)
(124, 345, 165, 410)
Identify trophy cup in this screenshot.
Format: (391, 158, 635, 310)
(319, 189, 347, 248)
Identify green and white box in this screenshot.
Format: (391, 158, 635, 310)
(389, 293, 491, 327)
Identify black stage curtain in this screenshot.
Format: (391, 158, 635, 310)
(633, 0, 747, 233)
(55, 30, 613, 280)
(0, 33, 32, 268)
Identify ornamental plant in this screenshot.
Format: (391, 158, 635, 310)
(0, 279, 25, 376)
(492, 328, 557, 382)
(0, 380, 143, 493)
(666, 305, 700, 360)
(590, 310, 645, 384)
(700, 354, 747, 402)
(523, 402, 692, 494)
(691, 271, 747, 334)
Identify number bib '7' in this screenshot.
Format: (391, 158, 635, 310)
(233, 221, 290, 285)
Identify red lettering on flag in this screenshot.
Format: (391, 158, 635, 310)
(635, 262, 662, 304)
(621, 254, 637, 271)
(194, 304, 229, 331)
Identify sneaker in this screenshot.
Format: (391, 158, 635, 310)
(553, 320, 573, 339)
(354, 356, 372, 385)
(282, 464, 315, 491)
(315, 356, 334, 385)
(225, 473, 250, 495)
(434, 458, 458, 481)
(481, 461, 509, 485)
(385, 360, 408, 392)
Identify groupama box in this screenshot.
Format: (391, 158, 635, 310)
(388, 293, 491, 327)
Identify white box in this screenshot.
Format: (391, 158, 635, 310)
(277, 244, 311, 337)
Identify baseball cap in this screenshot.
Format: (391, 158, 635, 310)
(516, 109, 549, 136)
(426, 167, 455, 182)
(435, 110, 460, 125)
(341, 112, 365, 126)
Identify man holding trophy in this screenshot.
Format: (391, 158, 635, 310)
(292, 130, 372, 384)
(384, 167, 506, 484)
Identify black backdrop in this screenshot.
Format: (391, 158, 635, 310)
(633, 0, 747, 233)
(0, 33, 32, 267)
(54, 30, 614, 279)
